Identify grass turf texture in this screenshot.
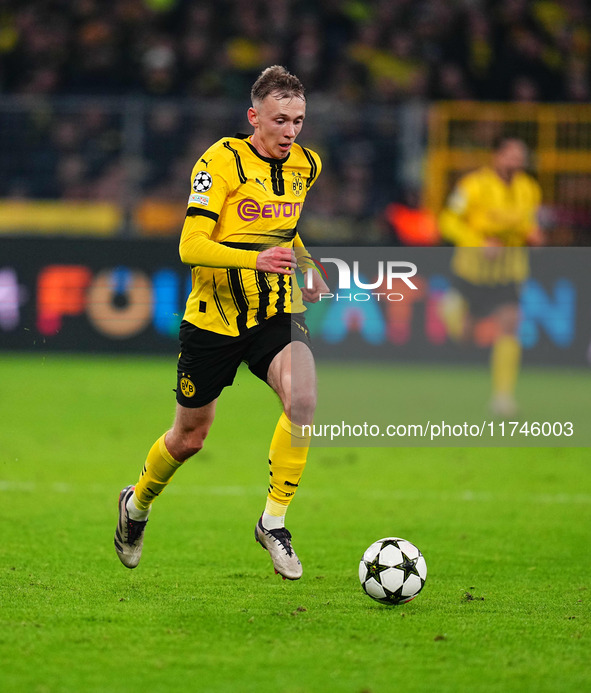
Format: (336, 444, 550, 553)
(0, 354, 589, 693)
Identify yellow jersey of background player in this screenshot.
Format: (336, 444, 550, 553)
(179, 134, 321, 336)
(438, 137, 543, 418)
(439, 137, 542, 286)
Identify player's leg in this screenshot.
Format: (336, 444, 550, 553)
(439, 288, 471, 341)
(115, 401, 216, 569)
(132, 401, 217, 511)
(439, 277, 475, 343)
(115, 322, 244, 568)
(490, 302, 521, 417)
(254, 340, 316, 579)
(265, 339, 316, 517)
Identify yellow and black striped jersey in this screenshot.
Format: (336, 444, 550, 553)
(439, 166, 542, 285)
(179, 134, 321, 336)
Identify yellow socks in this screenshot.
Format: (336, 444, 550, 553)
(263, 413, 310, 528)
(491, 334, 521, 397)
(131, 434, 184, 512)
(440, 289, 468, 341)
(128, 415, 309, 528)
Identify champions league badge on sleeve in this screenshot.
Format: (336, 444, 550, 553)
(192, 171, 213, 193)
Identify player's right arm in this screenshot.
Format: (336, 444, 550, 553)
(180, 219, 295, 274)
(179, 146, 294, 274)
(438, 177, 484, 247)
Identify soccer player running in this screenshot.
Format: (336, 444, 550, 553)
(439, 136, 543, 417)
(114, 66, 327, 579)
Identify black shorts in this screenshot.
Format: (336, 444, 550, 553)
(452, 276, 520, 319)
(176, 313, 311, 408)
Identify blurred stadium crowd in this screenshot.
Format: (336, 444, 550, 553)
(2, 0, 589, 102)
(0, 0, 590, 242)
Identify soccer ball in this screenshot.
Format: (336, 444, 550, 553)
(359, 537, 427, 605)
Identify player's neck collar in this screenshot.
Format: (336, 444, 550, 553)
(234, 133, 292, 165)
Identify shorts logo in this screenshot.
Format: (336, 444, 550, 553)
(192, 171, 213, 192)
(188, 193, 209, 206)
(180, 376, 196, 398)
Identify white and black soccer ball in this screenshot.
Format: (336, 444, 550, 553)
(359, 537, 427, 605)
(192, 170, 212, 192)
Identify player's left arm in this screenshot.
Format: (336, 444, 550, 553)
(524, 179, 544, 247)
(301, 267, 329, 303)
(291, 233, 329, 302)
(290, 149, 328, 301)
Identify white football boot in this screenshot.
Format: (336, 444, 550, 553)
(255, 517, 303, 580)
(490, 393, 518, 419)
(114, 485, 149, 569)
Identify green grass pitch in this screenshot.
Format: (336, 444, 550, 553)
(0, 354, 589, 693)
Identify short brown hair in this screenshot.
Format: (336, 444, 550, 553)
(250, 65, 305, 105)
(492, 134, 527, 152)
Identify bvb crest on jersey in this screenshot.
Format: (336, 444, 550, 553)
(292, 172, 304, 197)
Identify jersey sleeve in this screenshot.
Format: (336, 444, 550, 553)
(304, 148, 322, 190)
(523, 178, 542, 238)
(292, 232, 315, 272)
(179, 145, 258, 269)
(293, 147, 321, 268)
(438, 177, 485, 247)
(179, 220, 259, 269)
(186, 144, 231, 219)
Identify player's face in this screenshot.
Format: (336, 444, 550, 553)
(494, 140, 528, 181)
(248, 93, 306, 159)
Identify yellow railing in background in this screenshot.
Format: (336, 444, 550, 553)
(0, 201, 122, 236)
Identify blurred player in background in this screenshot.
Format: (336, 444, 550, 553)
(439, 136, 543, 417)
(114, 65, 327, 579)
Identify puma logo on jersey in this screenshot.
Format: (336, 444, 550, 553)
(255, 178, 268, 191)
(200, 158, 212, 168)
